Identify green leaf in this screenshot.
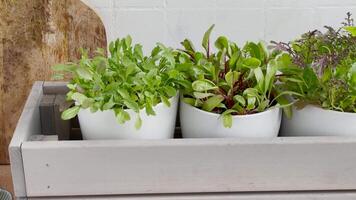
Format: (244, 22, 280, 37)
(117, 88, 131, 99)
(71, 93, 88, 104)
(67, 83, 76, 90)
(303, 67, 319, 91)
(228, 51, 240, 69)
(193, 92, 214, 99)
(321, 67, 332, 83)
(124, 35, 132, 48)
(254, 67, 265, 91)
(258, 100, 269, 111)
(103, 97, 115, 110)
(243, 88, 259, 97)
(247, 96, 256, 110)
(116, 109, 131, 124)
(244, 42, 261, 60)
(145, 102, 156, 116)
(109, 41, 116, 56)
(151, 46, 161, 57)
(242, 58, 261, 69)
(192, 79, 218, 92)
(134, 44, 143, 59)
(124, 99, 140, 112)
(183, 98, 195, 106)
(161, 96, 171, 107)
(221, 109, 237, 128)
(181, 39, 195, 53)
(349, 63, 356, 88)
(61, 106, 80, 120)
(233, 95, 246, 106)
(222, 113, 232, 128)
(272, 91, 303, 105)
(82, 98, 94, 108)
(135, 115, 142, 130)
(276, 95, 292, 119)
(215, 36, 229, 50)
(344, 26, 356, 37)
(202, 24, 215, 54)
(265, 62, 277, 93)
(202, 95, 224, 112)
(257, 42, 268, 61)
(164, 86, 177, 97)
(76, 67, 93, 80)
(225, 71, 240, 87)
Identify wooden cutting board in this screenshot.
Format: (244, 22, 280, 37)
(0, 0, 106, 164)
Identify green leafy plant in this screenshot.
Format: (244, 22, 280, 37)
(53, 36, 186, 129)
(272, 13, 356, 113)
(176, 25, 294, 128)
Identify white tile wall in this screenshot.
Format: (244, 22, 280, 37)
(114, 0, 164, 8)
(81, 0, 356, 51)
(216, 9, 265, 45)
(113, 10, 166, 53)
(166, 9, 216, 50)
(265, 8, 315, 42)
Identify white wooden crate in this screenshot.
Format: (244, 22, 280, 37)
(9, 81, 356, 199)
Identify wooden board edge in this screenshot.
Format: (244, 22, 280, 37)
(20, 135, 356, 150)
(9, 81, 44, 197)
(42, 81, 69, 95)
(26, 190, 356, 200)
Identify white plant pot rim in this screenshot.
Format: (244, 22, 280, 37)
(294, 104, 356, 116)
(181, 97, 279, 118)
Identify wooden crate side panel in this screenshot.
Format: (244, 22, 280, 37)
(25, 191, 356, 200)
(22, 137, 356, 197)
(9, 81, 44, 197)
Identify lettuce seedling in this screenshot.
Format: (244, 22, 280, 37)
(177, 25, 294, 128)
(272, 13, 356, 113)
(53, 36, 186, 129)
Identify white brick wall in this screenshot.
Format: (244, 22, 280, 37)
(81, 0, 356, 53)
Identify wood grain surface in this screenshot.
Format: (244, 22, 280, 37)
(0, 165, 13, 196)
(0, 0, 106, 164)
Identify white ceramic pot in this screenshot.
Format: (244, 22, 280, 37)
(78, 95, 178, 140)
(180, 100, 282, 138)
(281, 105, 356, 136)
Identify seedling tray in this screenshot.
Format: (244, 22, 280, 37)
(9, 81, 356, 199)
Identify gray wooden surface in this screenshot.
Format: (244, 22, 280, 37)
(10, 81, 356, 199)
(53, 95, 71, 140)
(22, 137, 356, 197)
(39, 94, 56, 135)
(9, 81, 43, 197)
(25, 191, 356, 200)
(42, 81, 69, 95)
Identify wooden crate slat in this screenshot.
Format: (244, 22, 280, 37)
(24, 191, 356, 200)
(9, 81, 44, 197)
(21, 137, 356, 197)
(42, 81, 69, 95)
(54, 95, 72, 140)
(39, 95, 56, 135)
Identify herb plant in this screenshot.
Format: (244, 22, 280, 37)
(272, 13, 356, 113)
(177, 25, 293, 128)
(53, 36, 185, 129)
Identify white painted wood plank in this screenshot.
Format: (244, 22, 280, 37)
(9, 81, 44, 197)
(22, 137, 356, 197)
(26, 191, 356, 200)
